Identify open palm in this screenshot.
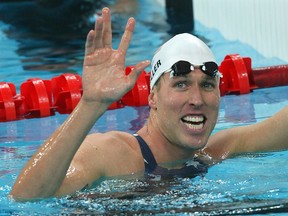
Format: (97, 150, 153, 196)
(81, 8, 150, 106)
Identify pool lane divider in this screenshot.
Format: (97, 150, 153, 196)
(1, 54, 288, 122)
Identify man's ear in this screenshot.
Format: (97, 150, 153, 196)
(148, 90, 157, 110)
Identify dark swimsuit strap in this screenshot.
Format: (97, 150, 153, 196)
(134, 134, 208, 179)
(134, 134, 157, 173)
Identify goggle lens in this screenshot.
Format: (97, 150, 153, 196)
(171, 61, 219, 78)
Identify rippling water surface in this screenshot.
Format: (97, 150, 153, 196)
(1, 0, 288, 215)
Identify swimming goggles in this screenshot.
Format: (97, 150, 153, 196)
(168, 61, 221, 78)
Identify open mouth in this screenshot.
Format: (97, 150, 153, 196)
(181, 115, 206, 130)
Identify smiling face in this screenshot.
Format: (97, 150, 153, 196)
(148, 68, 220, 151)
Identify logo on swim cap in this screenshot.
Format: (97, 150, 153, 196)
(151, 59, 161, 79)
(150, 33, 217, 90)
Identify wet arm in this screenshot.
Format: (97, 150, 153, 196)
(205, 106, 288, 160)
(9, 7, 149, 201)
(234, 105, 288, 153)
(10, 100, 108, 201)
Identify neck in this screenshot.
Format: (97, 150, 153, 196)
(137, 117, 196, 165)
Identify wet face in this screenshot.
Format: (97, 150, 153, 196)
(149, 68, 220, 150)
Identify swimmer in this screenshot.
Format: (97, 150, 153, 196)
(10, 7, 288, 201)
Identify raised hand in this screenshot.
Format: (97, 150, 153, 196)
(82, 7, 150, 106)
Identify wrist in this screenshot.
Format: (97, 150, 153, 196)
(77, 98, 110, 115)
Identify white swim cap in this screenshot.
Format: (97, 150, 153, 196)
(150, 33, 217, 90)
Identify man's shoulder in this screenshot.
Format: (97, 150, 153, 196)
(85, 131, 138, 151)
(83, 131, 143, 176)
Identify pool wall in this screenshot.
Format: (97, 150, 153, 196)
(157, 0, 288, 62)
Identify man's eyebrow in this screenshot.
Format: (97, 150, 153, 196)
(203, 75, 217, 82)
(171, 73, 189, 79)
(169, 73, 217, 81)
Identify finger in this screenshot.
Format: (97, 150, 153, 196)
(85, 30, 95, 56)
(94, 16, 103, 49)
(118, 17, 135, 55)
(102, 7, 112, 48)
(127, 60, 151, 86)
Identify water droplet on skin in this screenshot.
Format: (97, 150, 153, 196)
(66, 166, 76, 178)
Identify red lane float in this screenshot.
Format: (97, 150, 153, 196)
(0, 82, 17, 121)
(1, 55, 288, 122)
(219, 54, 288, 95)
(0, 67, 149, 122)
(219, 54, 257, 95)
(20, 78, 54, 118)
(122, 66, 150, 107)
(252, 65, 288, 88)
(52, 74, 82, 114)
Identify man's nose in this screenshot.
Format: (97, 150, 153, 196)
(188, 84, 204, 108)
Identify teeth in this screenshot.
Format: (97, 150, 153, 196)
(182, 115, 205, 130)
(184, 122, 204, 130)
(182, 115, 204, 123)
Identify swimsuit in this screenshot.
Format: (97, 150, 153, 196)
(134, 134, 208, 180)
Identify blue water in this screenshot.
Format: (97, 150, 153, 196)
(1, 0, 288, 215)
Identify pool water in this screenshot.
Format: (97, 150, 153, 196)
(1, 0, 288, 215)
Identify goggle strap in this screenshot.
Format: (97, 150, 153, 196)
(216, 71, 223, 78)
(169, 70, 174, 78)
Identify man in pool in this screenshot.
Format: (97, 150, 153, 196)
(10, 7, 288, 201)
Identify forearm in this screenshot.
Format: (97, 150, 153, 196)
(244, 106, 288, 152)
(229, 106, 288, 155)
(9, 6, 149, 201)
(10, 99, 109, 201)
(206, 106, 288, 160)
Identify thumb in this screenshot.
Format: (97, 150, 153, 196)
(128, 60, 150, 85)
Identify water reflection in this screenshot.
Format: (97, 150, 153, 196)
(0, 0, 197, 82)
(221, 94, 256, 123)
(220, 86, 288, 124)
(129, 106, 150, 131)
(1, 1, 288, 215)
(0, 0, 145, 79)
(0, 105, 150, 143)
